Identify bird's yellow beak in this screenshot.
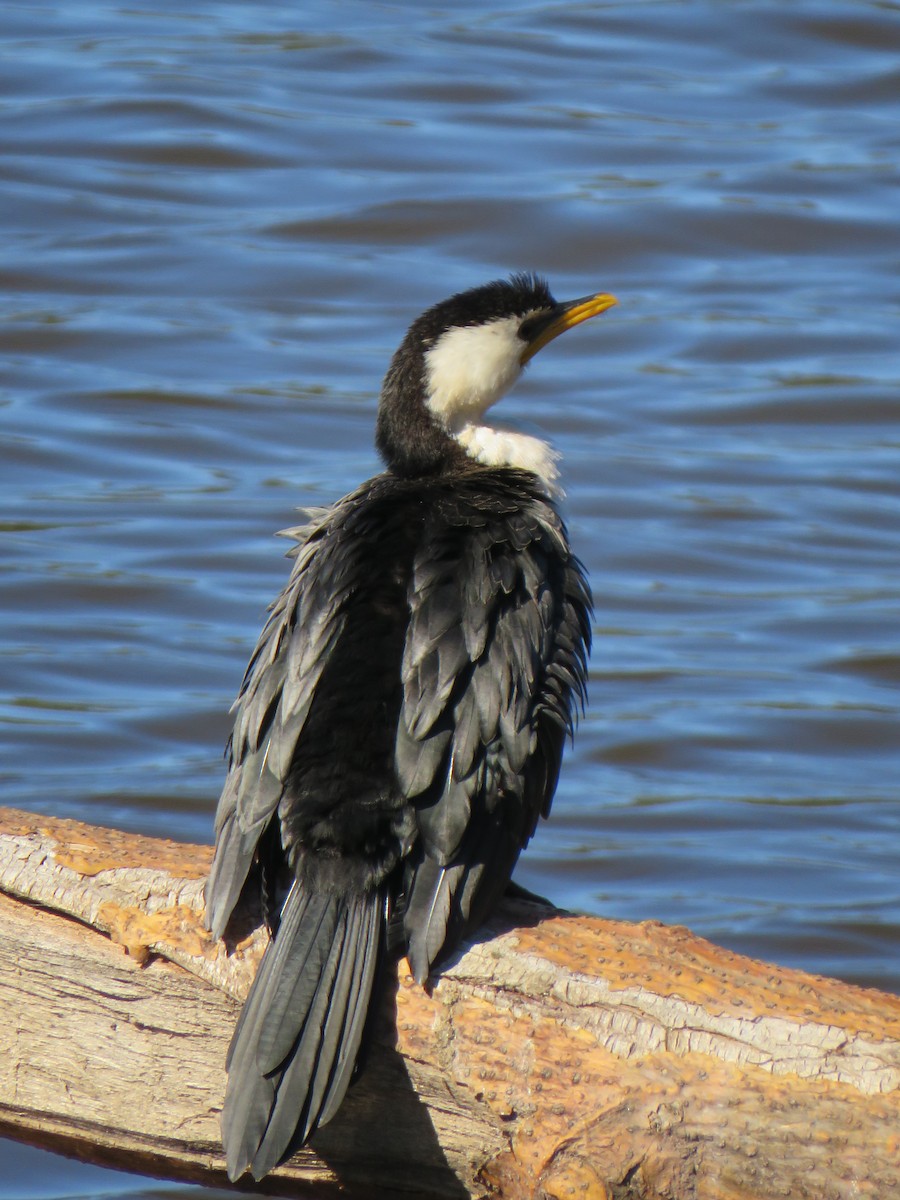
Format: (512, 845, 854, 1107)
(520, 292, 617, 364)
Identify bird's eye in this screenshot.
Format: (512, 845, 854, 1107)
(518, 310, 549, 342)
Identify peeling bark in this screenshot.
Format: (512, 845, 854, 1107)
(1, 806, 898, 1200)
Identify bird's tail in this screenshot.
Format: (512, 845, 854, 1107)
(222, 883, 382, 1182)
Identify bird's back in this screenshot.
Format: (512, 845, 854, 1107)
(206, 463, 592, 1178)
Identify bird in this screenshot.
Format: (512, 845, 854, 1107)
(205, 273, 616, 1181)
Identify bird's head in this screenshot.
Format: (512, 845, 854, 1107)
(376, 273, 617, 480)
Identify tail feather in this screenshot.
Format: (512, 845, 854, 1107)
(316, 893, 381, 1126)
(222, 884, 383, 1182)
(225, 885, 313, 1073)
(251, 907, 349, 1176)
(255, 892, 342, 1074)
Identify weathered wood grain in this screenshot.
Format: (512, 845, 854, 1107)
(1, 806, 898, 1199)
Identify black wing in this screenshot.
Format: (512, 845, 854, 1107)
(205, 493, 374, 939)
(395, 473, 593, 982)
(207, 478, 423, 1180)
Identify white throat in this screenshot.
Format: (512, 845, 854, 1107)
(423, 316, 561, 493)
(454, 423, 561, 493)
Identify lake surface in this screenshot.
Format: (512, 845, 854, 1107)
(1, 0, 898, 1195)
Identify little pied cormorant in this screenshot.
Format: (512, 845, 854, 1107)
(205, 273, 617, 1181)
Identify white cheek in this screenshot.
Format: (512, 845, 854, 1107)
(424, 318, 523, 425)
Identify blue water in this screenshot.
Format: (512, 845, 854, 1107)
(2, 0, 898, 1193)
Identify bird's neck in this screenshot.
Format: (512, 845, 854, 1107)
(375, 364, 468, 478)
(377, 394, 560, 493)
(376, 352, 560, 493)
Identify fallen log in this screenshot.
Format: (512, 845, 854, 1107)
(0, 805, 898, 1200)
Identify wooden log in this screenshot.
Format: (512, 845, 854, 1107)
(0, 804, 898, 1200)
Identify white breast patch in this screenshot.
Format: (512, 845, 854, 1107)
(454, 422, 561, 493)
